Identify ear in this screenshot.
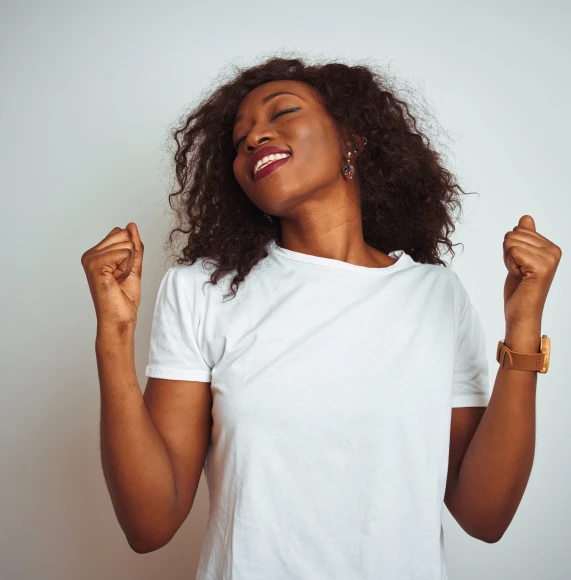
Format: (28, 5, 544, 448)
(348, 133, 367, 157)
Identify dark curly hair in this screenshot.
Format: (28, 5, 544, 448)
(163, 53, 475, 301)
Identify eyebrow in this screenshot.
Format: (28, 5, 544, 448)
(233, 91, 303, 126)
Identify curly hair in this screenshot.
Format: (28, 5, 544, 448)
(163, 53, 475, 301)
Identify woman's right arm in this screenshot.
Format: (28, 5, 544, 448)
(96, 324, 176, 553)
(96, 324, 213, 554)
(84, 224, 211, 553)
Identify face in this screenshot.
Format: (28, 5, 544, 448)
(232, 80, 348, 217)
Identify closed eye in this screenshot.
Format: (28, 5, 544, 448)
(234, 107, 301, 150)
(274, 107, 299, 118)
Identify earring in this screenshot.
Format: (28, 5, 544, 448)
(342, 137, 367, 181)
(342, 150, 355, 181)
(263, 212, 273, 223)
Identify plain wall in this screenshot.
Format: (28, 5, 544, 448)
(1, 0, 569, 578)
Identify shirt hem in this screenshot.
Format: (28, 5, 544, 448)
(451, 393, 490, 407)
(144, 366, 212, 382)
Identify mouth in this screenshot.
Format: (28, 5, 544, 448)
(251, 153, 291, 182)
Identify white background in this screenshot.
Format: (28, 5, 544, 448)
(1, 0, 569, 578)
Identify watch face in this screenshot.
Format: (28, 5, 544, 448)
(540, 335, 550, 372)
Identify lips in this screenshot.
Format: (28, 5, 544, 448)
(248, 145, 291, 179)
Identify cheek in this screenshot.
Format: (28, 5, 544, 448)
(293, 121, 341, 177)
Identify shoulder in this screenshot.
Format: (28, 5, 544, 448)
(407, 263, 464, 315)
(168, 258, 236, 305)
(408, 259, 458, 287)
(169, 258, 212, 279)
(167, 258, 217, 290)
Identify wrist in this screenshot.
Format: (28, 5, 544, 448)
(96, 322, 136, 349)
(504, 322, 542, 353)
(97, 319, 136, 336)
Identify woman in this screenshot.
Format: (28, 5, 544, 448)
(83, 56, 561, 579)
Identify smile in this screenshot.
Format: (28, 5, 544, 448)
(252, 153, 291, 181)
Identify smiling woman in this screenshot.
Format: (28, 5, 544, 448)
(164, 56, 471, 300)
(139, 54, 491, 579)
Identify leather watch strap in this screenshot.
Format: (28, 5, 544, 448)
(496, 339, 547, 372)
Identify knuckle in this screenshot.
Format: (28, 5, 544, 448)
(548, 252, 559, 265)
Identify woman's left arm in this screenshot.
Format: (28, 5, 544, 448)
(447, 214, 562, 543)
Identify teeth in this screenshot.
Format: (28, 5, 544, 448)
(254, 152, 290, 174)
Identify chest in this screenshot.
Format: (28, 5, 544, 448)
(203, 273, 456, 435)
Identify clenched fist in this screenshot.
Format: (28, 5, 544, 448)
(81, 223, 144, 330)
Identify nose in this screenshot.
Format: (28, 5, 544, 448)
(244, 124, 278, 151)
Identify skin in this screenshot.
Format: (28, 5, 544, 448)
(232, 79, 398, 269)
(93, 81, 562, 554)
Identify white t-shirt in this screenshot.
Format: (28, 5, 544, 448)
(145, 239, 491, 580)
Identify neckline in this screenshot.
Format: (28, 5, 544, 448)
(269, 240, 414, 275)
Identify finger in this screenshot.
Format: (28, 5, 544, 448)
(505, 231, 561, 260)
(93, 226, 131, 252)
(503, 238, 545, 274)
(511, 225, 550, 243)
(125, 222, 144, 279)
(505, 230, 547, 249)
(104, 226, 122, 239)
(93, 242, 135, 281)
(504, 237, 546, 256)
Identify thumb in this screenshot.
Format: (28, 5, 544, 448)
(518, 214, 536, 231)
(125, 222, 144, 279)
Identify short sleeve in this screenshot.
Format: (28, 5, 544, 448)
(145, 267, 212, 382)
(451, 272, 491, 407)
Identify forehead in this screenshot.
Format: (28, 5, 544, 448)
(234, 80, 316, 120)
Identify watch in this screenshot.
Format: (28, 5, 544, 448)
(496, 334, 550, 373)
